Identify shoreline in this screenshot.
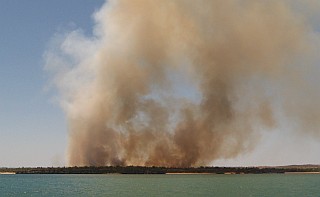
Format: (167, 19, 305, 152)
(0, 172, 16, 175)
(285, 172, 320, 174)
(166, 172, 213, 175)
(1, 165, 319, 175)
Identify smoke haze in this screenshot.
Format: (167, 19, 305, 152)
(45, 0, 320, 167)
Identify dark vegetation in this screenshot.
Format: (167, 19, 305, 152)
(1, 165, 320, 174)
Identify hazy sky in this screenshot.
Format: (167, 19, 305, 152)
(1, 0, 320, 167)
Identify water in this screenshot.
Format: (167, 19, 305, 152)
(0, 174, 319, 196)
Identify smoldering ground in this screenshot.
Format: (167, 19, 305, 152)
(45, 0, 320, 167)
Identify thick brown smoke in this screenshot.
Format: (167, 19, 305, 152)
(45, 0, 320, 167)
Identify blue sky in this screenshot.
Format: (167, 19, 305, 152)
(1, 1, 320, 167)
(0, 0, 104, 167)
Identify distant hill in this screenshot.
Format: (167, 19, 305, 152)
(276, 164, 320, 169)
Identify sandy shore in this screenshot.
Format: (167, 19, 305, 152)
(165, 172, 213, 175)
(0, 172, 16, 175)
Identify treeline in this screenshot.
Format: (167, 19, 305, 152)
(1, 165, 319, 174)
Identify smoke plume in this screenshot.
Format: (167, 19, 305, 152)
(45, 0, 320, 167)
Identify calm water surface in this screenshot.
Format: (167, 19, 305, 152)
(0, 174, 319, 196)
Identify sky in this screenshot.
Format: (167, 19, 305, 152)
(0, 0, 320, 167)
(0, 0, 105, 167)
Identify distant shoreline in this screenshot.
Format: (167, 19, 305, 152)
(285, 171, 320, 174)
(166, 172, 212, 175)
(1, 165, 319, 175)
(0, 172, 16, 175)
